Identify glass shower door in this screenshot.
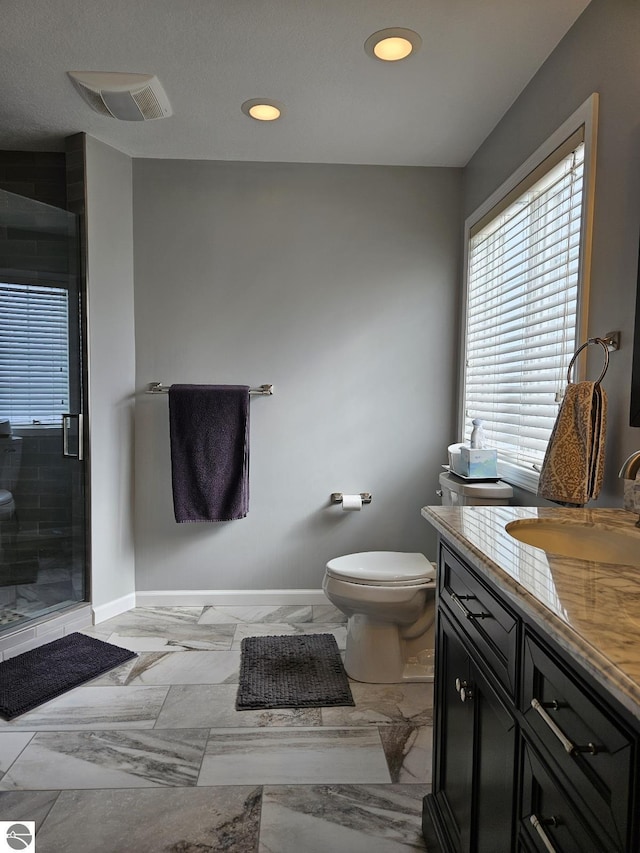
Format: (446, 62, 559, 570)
(0, 189, 87, 633)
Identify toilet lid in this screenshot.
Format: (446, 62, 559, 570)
(0, 489, 13, 507)
(326, 551, 436, 587)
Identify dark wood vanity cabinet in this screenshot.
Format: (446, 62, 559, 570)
(423, 540, 640, 853)
(430, 608, 517, 852)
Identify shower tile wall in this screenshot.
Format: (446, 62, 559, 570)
(13, 433, 73, 537)
(1, 434, 84, 622)
(7, 431, 82, 606)
(0, 194, 73, 282)
(0, 151, 67, 209)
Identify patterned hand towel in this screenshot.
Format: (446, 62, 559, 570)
(168, 384, 250, 522)
(538, 381, 607, 506)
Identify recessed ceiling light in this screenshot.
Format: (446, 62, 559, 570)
(364, 28, 422, 62)
(241, 99, 284, 121)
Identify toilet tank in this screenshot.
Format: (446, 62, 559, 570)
(439, 471, 512, 506)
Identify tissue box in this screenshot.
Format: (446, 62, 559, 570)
(455, 447, 498, 479)
(447, 443, 466, 472)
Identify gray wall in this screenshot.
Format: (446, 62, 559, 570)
(463, 0, 640, 505)
(132, 161, 461, 590)
(85, 136, 136, 610)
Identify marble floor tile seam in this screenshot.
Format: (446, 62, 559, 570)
(87, 620, 347, 653)
(2, 724, 381, 748)
(0, 692, 433, 734)
(1, 781, 426, 796)
(3, 783, 272, 796)
(0, 726, 420, 789)
(150, 677, 179, 728)
(0, 727, 396, 792)
(0, 731, 37, 779)
(87, 608, 345, 633)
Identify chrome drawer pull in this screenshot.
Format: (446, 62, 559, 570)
(531, 699, 601, 756)
(529, 814, 559, 853)
(451, 592, 491, 620)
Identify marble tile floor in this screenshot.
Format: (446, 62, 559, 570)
(0, 605, 433, 851)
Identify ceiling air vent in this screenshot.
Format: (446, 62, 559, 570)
(67, 71, 172, 121)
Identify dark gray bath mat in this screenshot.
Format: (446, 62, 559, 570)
(0, 632, 137, 720)
(236, 633, 355, 710)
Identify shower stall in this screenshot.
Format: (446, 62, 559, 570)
(0, 188, 88, 637)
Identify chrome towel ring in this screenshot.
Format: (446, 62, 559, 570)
(566, 337, 610, 386)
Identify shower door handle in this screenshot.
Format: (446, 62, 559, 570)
(62, 413, 84, 460)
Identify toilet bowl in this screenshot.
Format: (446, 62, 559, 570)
(322, 551, 436, 684)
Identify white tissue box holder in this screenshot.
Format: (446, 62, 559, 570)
(454, 447, 498, 479)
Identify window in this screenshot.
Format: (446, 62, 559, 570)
(0, 282, 70, 426)
(461, 95, 598, 492)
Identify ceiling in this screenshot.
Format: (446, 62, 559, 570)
(0, 0, 591, 167)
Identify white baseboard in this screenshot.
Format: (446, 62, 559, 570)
(92, 592, 137, 624)
(135, 589, 328, 607)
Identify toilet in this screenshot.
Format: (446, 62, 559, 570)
(324, 473, 514, 684)
(323, 551, 437, 684)
(0, 429, 23, 539)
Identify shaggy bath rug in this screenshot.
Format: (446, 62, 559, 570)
(0, 632, 136, 720)
(236, 633, 354, 710)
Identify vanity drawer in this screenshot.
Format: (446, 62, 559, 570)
(521, 631, 633, 852)
(439, 543, 518, 698)
(520, 738, 611, 853)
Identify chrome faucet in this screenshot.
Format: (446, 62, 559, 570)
(619, 451, 640, 527)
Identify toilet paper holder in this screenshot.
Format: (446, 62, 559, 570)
(331, 492, 372, 504)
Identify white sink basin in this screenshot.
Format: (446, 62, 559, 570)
(505, 519, 640, 568)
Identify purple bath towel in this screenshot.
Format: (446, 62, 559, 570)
(168, 384, 250, 522)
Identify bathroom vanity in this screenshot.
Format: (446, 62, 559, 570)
(420, 505, 640, 853)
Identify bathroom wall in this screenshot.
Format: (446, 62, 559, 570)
(132, 161, 462, 591)
(463, 0, 640, 506)
(84, 136, 137, 614)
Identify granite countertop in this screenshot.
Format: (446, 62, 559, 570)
(421, 504, 640, 720)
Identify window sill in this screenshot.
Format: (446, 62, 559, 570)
(13, 424, 63, 437)
(497, 460, 540, 495)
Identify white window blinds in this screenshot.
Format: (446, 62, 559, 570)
(0, 282, 70, 426)
(462, 136, 586, 487)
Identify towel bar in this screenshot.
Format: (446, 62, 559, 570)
(146, 382, 273, 395)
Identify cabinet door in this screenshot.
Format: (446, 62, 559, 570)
(431, 611, 475, 853)
(432, 610, 517, 853)
(471, 658, 517, 853)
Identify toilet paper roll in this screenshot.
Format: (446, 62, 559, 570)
(341, 494, 362, 511)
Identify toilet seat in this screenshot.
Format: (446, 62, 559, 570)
(0, 490, 13, 507)
(326, 551, 435, 587)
